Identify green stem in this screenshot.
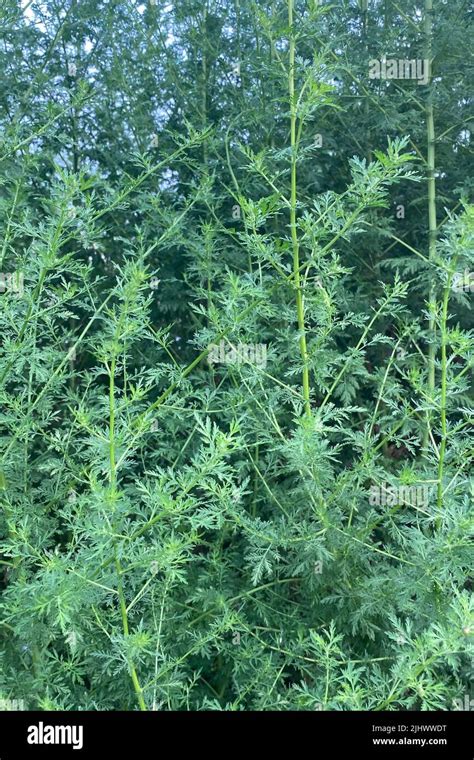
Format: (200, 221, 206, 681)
(109, 355, 147, 711)
(436, 272, 452, 517)
(423, 0, 437, 451)
(288, 0, 311, 417)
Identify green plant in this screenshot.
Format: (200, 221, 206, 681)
(0, 0, 472, 712)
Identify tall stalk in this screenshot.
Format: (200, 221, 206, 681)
(436, 270, 454, 518)
(423, 0, 437, 450)
(288, 0, 311, 417)
(201, 1, 209, 168)
(108, 351, 147, 711)
(360, 0, 371, 164)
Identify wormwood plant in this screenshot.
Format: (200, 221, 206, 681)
(0, 0, 472, 712)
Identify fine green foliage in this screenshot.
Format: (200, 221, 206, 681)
(0, 0, 472, 711)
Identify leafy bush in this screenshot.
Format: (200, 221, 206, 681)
(0, 0, 472, 711)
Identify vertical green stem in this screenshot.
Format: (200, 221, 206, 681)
(436, 272, 453, 517)
(251, 442, 259, 518)
(201, 2, 209, 167)
(109, 358, 117, 485)
(424, 0, 437, 450)
(360, 0, 371, 164)
(109, 355, 147, 711)
(288, 0, 311, 417)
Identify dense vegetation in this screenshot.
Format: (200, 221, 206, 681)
(0, 0, 472, 711)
